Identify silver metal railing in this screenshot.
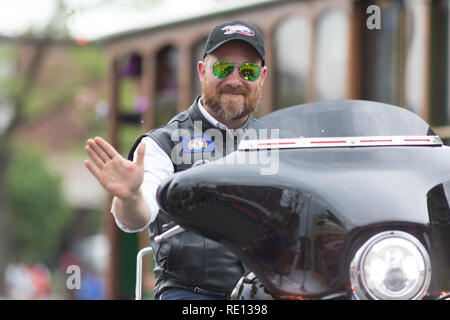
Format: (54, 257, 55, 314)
(135, 225, 185, 300)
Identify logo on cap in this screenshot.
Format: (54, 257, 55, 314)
(221, 24, 255, 37)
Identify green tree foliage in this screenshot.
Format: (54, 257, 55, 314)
(5, 145, 72, 263)
(22, 45, 108, 121)
(71, 45, 107, 80)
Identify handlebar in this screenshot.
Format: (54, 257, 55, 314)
(154, 225, 185, 243)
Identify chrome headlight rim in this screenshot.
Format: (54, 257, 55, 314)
(350, 230, 431, 300)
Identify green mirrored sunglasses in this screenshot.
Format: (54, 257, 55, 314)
(212, 60, 261, 82)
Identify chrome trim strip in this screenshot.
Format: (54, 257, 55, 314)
(238, 136, 443, 150)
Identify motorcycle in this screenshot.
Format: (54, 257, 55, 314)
(135, 100, 450, 300)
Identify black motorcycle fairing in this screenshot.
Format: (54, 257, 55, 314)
(156, 101, 450, 299)
(426, 180, 450, 297)
(157, 144, 450, 299)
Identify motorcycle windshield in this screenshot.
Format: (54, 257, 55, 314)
(259, 100, 435, 138)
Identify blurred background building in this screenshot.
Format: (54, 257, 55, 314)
(0, 0, 449, 299)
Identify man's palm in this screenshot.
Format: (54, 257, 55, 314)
(84, 137, 145, 200)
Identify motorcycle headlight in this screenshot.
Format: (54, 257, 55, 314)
(349, 230, 431, 300)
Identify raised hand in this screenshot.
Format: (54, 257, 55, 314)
(84, 137, 146, 200)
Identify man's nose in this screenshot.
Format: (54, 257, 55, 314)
(226, 65, 242, 82)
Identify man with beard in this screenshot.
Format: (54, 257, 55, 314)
(84, 20, 269, 300)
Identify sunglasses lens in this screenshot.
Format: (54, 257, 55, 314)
(213, 61, 234, 79)
(239, 63, 260, 82)
(212, 61, 261, 81)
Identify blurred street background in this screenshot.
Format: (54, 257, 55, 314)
(0, 0, 450, 299)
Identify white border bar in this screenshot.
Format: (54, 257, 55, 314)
(238, 136, 443, 151)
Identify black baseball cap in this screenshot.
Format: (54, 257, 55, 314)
(202, 19, 265, 66)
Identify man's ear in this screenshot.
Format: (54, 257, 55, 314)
(197, 60, 206, 83)
(259, 65, 268, 86)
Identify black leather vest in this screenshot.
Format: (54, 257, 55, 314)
(128, 97, 274, 298)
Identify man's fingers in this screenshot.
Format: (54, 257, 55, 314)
(135, 142, 146, 167)
(95, 136, 119, 160)
(85, 145, 104, 169)
(84, 159, 101, 180)
(87, 138, 110, 163)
